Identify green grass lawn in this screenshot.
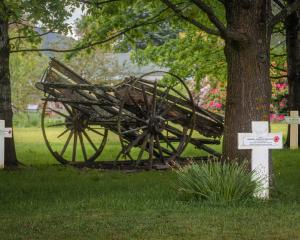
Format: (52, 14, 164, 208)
(0, 124, 300, 239)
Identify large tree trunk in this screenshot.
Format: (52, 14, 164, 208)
(223, 1, 272, 162)
(286, 0, 300, 147)
(0, 14, 18, 166)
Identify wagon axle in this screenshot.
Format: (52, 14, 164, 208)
(146, 116, 165, 133)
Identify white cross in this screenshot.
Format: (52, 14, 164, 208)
(285, 111, 300, 149)
(238, 121, 282, 199)
(0, 120, 13, 169)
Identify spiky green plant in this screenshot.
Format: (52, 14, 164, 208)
(176, 161, 262, 204)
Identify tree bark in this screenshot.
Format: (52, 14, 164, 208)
(223, 1, 272, 162)
(285, 0, 300, 147)
(0, 11, 18, 167)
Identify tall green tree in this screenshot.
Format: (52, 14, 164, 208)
(130, 26, 226, 86)
(10, 52, 48, 110)
(266, 0, 300, 147)
(0, 0, 77, 166)
(77, 0, 300, 161)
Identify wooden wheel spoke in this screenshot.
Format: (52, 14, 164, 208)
(160, 99, 180, 117)
(121, 126, 147, 135)
(126, 153, 135, 161)
(82, 130, 97, 151)
(141, 85, 149, 111)
(152, 81, 157, 115)
(72, 131, 78, 162)
(57, 128, 69, 138)
(78, 132, 88, 161)
(123, 130, 148, 154)
(62, 103, 73, 116)
(159, 132, 177, 152)
(155, 135, 165, 162)
(128, 92, 145, 117)
(136, 134, 149, 164)
(165, 124, 188, 137)
(149, 135, 154, 167)
(158, 85, 172, 109)
(60, 131, 73, 156)
(87, 127, 105, 136)
(48, 108, 69, 118)
(160, 145, 173, 156)
(163, 115, 183, 122)
(122, 112, 146, 124)
(115, 150, 123, 161)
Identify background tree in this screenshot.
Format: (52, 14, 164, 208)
(266, 0, 300, 146)
(284, 0, 300, 146)
(10, 52, 48, 110)
(0, 0, 77, 166)
(130, 26, 226, 87)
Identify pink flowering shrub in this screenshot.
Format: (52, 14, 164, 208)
(270, 81, 288, 122)
(189, 78, 226, 113)
(189, 77, 288, 118)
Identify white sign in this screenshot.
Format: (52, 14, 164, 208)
(239, 134, 282, 148)
(4, 128, 12, 138)
(285, 111, 300, 149)
(0, 120, 13, 169)
(238, 121, 283, 199)
(285, 117, 300, 125)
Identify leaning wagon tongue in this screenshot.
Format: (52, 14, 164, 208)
(35, 58, 224, 169)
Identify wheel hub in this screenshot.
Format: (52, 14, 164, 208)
(147, 115, 165, 133)
(66, 113, 88, 132)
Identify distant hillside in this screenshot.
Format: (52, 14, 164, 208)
(35, 28, 75, 57)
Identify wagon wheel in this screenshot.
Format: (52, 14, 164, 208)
(41, 100, 108, 164)
(117, 71, 195, 167)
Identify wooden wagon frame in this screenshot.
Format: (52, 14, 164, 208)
(36, 58, 224, 169)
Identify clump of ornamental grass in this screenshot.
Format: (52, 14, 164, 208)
(175, 160, 262, 204)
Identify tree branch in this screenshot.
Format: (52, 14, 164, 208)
(10, 7, 170, 53)
(270, 75, 287, 79)
(78, 0, 120, 6)
(271, 40, 285, 50)
(9, 29, 57, 41)
(271, 63, 287, 72)
(160, 0, 220, 36)
(271, 53, 286, 57)
(270, 0, 300, 28)
(162, 0, 248, 42)
(190, 0, 227, 36)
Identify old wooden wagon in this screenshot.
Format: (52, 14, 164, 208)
(36, 58, 223, 169)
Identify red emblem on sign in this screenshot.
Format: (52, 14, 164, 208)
(274, 136, 280, 143)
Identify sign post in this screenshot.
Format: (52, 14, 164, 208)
(285, 111, 300, 149)
(0, 120, 13, 169)
(238, 121, 282, 199)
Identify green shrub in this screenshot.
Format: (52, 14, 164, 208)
(175, 160, 261, 204)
